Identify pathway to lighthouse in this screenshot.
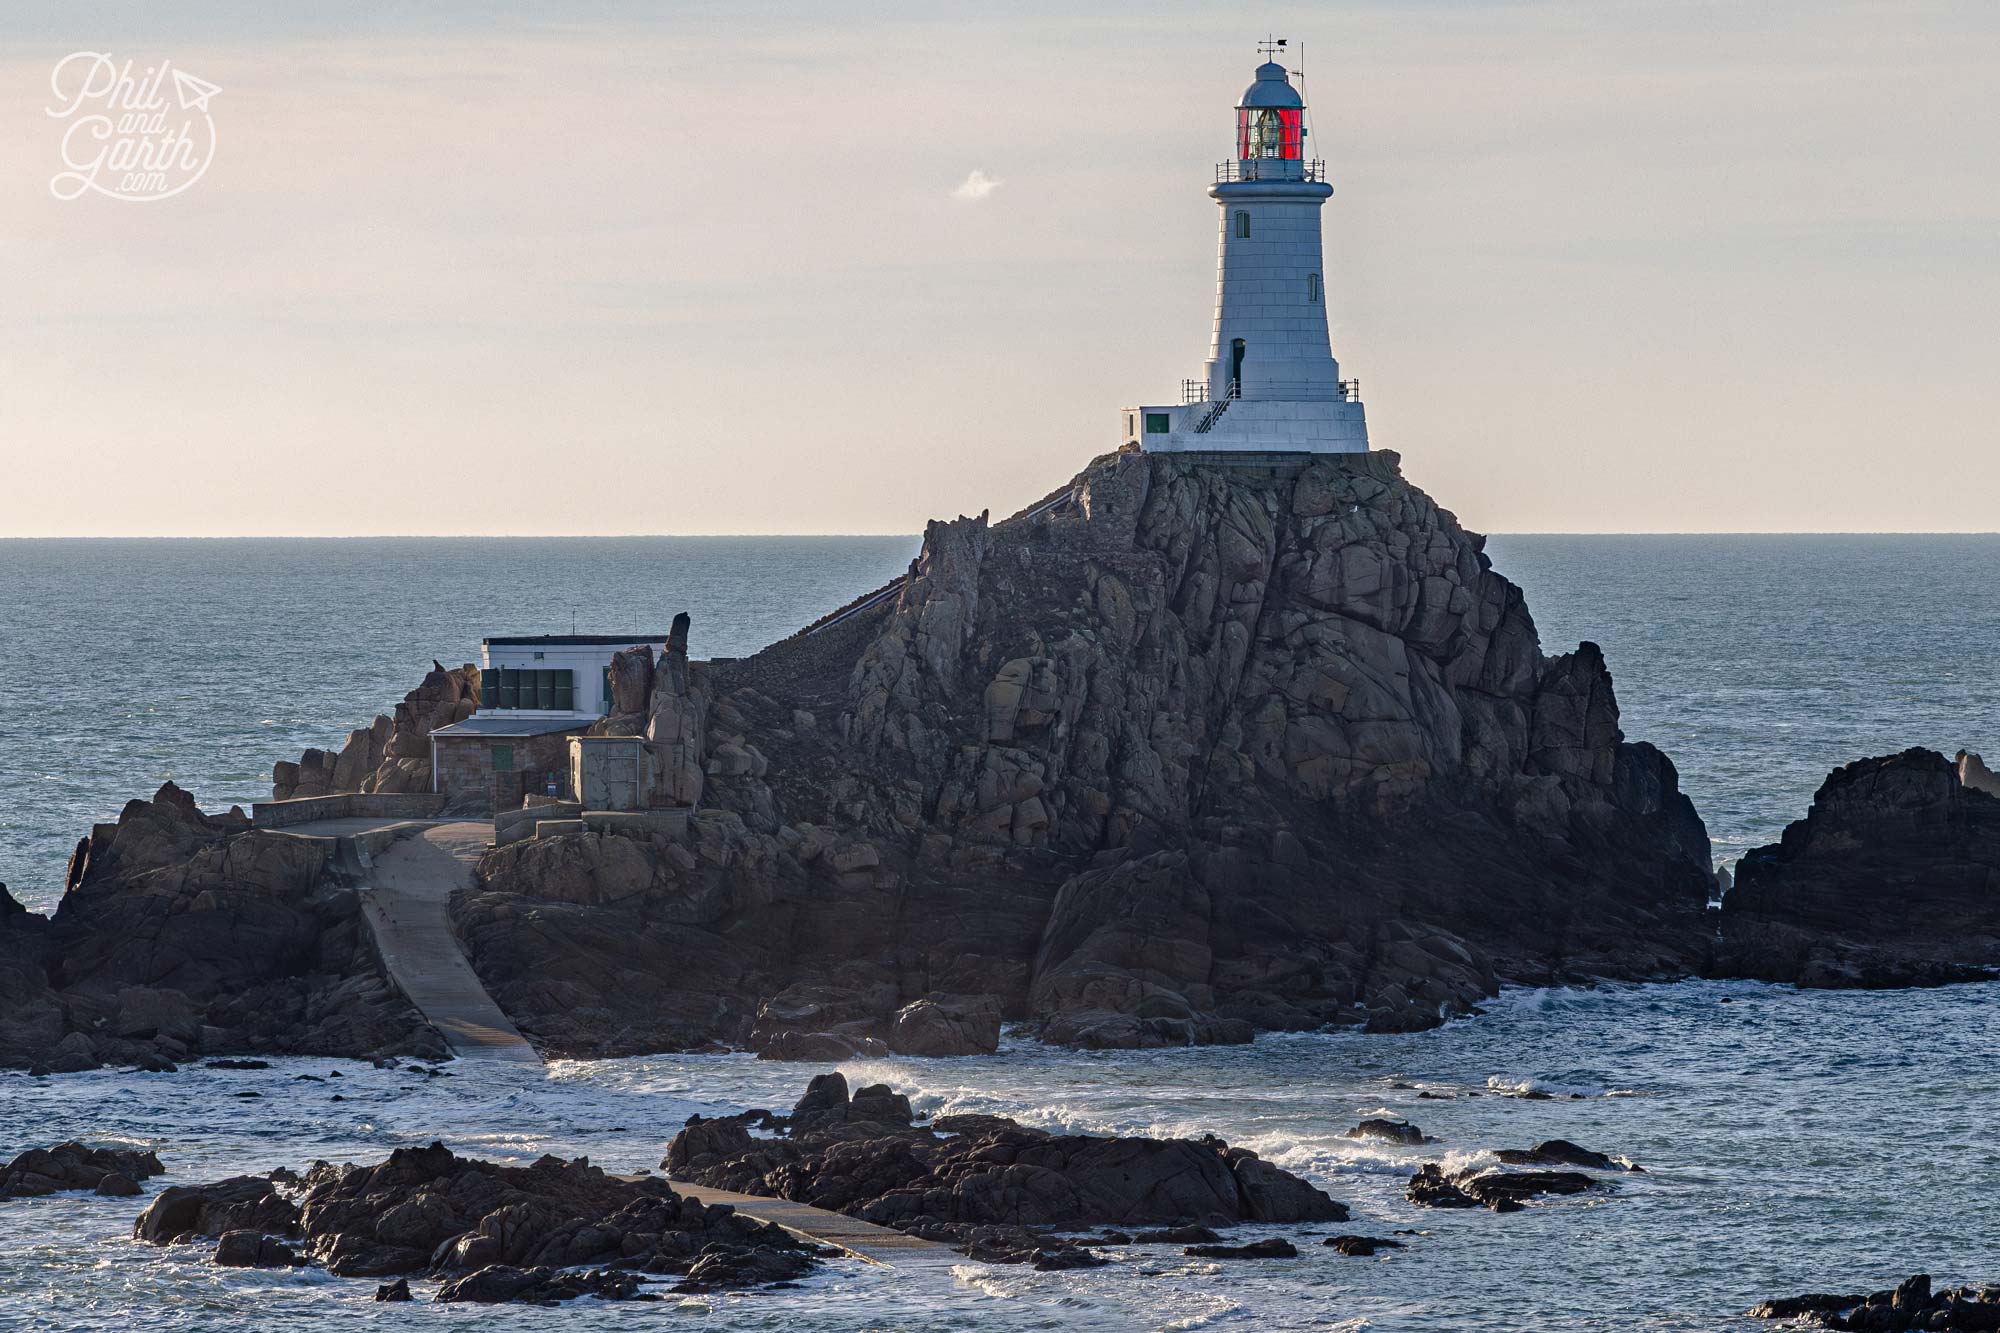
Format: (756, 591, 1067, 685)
(360, 822, 541, 1064)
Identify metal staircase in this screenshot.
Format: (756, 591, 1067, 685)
(1193, 379, 1240, 434)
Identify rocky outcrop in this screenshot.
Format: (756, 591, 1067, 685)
(1717, 748, 2000, 986)
(0, 783, 440, 1071)
(583, 614, 710, 808)
(0, 1142, 163, 1199)
(455, 449, 1715, 1056)
(135, 1143, 816, 1301)
(292, 1143, 813, 1292)
(662, 1074, 1345, 1260)
(1405, 1163, 1610, 1213)
(888, 993, 1002, 1056)
(1341, 1118, 1427, 1146)
(272, 662, 479, 801)
(1749, 1275, 2000, 1330)
(136, 1174, 299, 1244)
(1494, 1139, 1638, 1172)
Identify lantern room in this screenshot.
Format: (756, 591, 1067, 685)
(1236, 61, 1305, 161)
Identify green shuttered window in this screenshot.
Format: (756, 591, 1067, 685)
(488, 667, 575, 710)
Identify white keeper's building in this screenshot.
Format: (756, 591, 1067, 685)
(1123, 54, 1370, 455)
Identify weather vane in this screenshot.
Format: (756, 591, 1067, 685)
(1257, 35, 1288, 60)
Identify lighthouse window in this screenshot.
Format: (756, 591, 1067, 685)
(1144, 413, 1171, 434)
(1234, 211, 1250, 239)
(1254, 109, 1282, 158)
(1307, 272, 1321, 303)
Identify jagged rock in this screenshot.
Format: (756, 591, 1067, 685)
(1185, 1238, 1298, 1260)
(1405, 1163, 1608, 1213)
(0, 1142, 163, 1199)
(888, 994, 1002, 1056)
(1748, 1275, 2000, 1329)
(756, 1031, 885, 1062)
(1494, 1140, 1636, 1171)
(272, 664, 476, 800)
(663, 1077, 1345, 1256)
(447, 452, 1712, 1058)
(146, 1141, 814, 1294)
(1718, 749, 2000, 986)
(1341, 1118, 1427, 1145)
(135, 1176, 299, 1244)
(214, 1230, 302, 1267)
(1131, 1225, 1221, 1244)
(0, 783, 442, 1072)
(436, 1265, 655, 1304)
(1325, 1234, 1404, 1255)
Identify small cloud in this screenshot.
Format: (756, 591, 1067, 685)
(952, 169, 1000, 202)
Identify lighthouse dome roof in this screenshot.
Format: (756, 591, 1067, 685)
(1238, 60, 1303, 109)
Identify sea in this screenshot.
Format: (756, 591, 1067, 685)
(1, 533, 1998, 1331)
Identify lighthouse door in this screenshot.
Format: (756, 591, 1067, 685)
(1229, 339, 1246, 397)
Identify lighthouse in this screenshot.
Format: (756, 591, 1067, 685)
(1122, 47, 1369, 454)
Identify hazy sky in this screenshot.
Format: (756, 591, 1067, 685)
(2, 1, 1995, 536)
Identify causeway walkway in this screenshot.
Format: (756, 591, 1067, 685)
(659, 1179, 956, 1268)
(355, 821, 541, 1064)
(288, 818, 952, 1265)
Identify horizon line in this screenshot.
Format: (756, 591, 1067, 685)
(4, 530, 2000, 541)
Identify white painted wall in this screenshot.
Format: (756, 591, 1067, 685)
(1119, 398, 1369, 454)
(1204, 182, 1346, 404)
(481, 640, 662, 717)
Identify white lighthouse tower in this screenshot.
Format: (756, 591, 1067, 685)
(1122, 46, 1369, 454)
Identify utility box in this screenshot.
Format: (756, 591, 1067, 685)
(569, 736, 645, 811)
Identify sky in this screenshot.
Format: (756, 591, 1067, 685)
(1, 1, 1995, 536)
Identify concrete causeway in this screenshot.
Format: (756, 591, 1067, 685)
(282, 817, 957, 1263)
(353, 821, 540, 1064)
(659, 1179, 957, 1268)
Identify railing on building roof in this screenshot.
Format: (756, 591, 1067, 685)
(1181, 379, 1209, 404)
(1339, 378, 1362, 403)
(1215, 158, 1327, 184)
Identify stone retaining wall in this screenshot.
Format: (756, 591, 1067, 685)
(251, 792, 447, 829)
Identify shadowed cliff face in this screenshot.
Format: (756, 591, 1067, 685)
(0, 782, 443, 1071)
(1716, 748, 2000, 987)
(458, 450, 1718, 1054)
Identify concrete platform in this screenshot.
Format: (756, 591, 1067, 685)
(274, 816, 440, 839)
(663, 1180, 956, 1267)
(360, 822, 540, 1064)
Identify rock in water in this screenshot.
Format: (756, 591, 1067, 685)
(1494, 1140, 1635, 1171)
(888, 994, 1002, 1056)
(1341, 1119, 1427, 1145)
(0, 782, 445, 1071)
(1185, 1238, 1298, 1260)
(213, 1230, 302, 1267)
(1746, 1275, 2000, 1329)
(135, 1177, 298, 1244)
(452, 449, 1716, 1058)
(294, 1142, 812, 1287)
(662, 1077, 1345, 1258)
(1719, 748, 2000, 986)
(0, 1142, 163, 1200)
(1405, 1163, 1611, 1213)
(139, 1142, 815, 1302)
